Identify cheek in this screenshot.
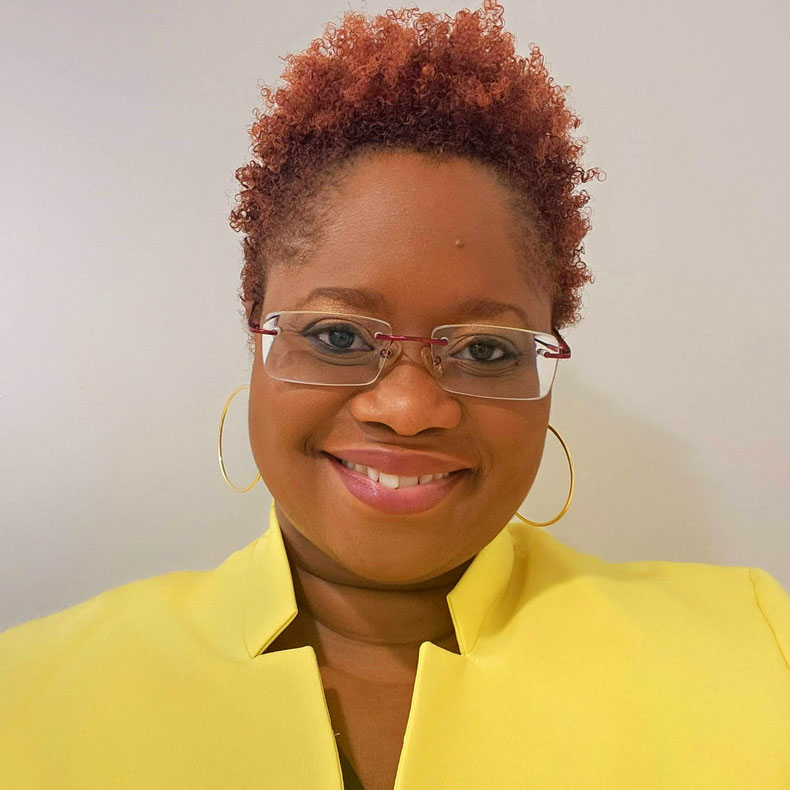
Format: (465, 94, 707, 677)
(476, 401, 550, 495)
(248, 360, 343, 488)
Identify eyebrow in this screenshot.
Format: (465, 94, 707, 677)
(293, 287, 387, 312)
(451, 297, 532, 328)
(293, 288, 533, 328)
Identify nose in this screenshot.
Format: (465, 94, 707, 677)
(348, 340, 462, 435)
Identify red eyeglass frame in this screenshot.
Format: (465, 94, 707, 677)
(246, 303, 571, 359)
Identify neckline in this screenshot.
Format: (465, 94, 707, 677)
(244, 501, 521, 658)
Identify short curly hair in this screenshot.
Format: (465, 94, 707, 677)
(230, 0, 603, 340)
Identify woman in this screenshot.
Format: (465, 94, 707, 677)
(1, 2, 788, 788)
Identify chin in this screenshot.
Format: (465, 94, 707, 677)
(323, 510, 464, 577)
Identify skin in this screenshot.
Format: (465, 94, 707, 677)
(246, 150, 554, 788)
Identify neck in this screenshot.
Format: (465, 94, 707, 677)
(274, 505, 471, 679)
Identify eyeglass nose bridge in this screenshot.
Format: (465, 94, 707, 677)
(374, 331, 448, 376)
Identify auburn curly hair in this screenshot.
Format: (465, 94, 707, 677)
(230, 0, 603, 342)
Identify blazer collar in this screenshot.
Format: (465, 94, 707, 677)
(243, 501, 519, 658)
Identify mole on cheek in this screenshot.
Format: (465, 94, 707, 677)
(454, 238, 465, 248)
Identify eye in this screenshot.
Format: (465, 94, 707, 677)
(303, 321, 375, 353)
(452, 336, 518, 363)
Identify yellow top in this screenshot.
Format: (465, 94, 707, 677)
(1, 501, 789, 789)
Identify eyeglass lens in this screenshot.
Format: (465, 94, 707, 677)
(260, 312, 559, 400)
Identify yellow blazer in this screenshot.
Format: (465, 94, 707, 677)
(1, 501, 788, 788)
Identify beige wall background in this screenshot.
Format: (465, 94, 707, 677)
(1, 0, 788, 632)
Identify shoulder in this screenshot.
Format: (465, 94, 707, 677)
(506, 521, 790, 673)
(0, 537, 258, 711)
(0, 568, 194, 659)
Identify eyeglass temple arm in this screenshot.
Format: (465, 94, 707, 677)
(538, 329, 571, 359)
(248, 304, 278, 336)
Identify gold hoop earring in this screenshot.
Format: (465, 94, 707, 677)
(217, 384, 261, 493)
(513, 424, 574, 528)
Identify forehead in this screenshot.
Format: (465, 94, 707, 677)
(263, 152, 551, 330)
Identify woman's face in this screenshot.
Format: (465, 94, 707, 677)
(249, 151, 553, 586)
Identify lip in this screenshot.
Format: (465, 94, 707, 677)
(325, 454, 467, 515)
(321, 447, 472, 477)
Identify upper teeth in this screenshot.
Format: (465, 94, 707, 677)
(338, 458, 451, 488)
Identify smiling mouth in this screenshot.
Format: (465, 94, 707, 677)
(323, 453, 464, 489)
(322, 451, 468, 515)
